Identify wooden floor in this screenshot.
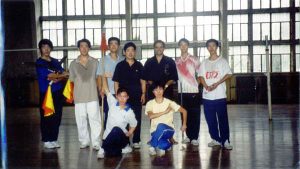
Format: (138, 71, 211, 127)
(5, 104, 300, 169)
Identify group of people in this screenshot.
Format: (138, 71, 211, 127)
(36, 36, 233, 159)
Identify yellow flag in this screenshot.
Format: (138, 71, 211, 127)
(42, 85, 55, 117)
(63, 79, 74, 103)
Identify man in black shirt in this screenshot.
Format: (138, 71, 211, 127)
(112, 42, 146, 149)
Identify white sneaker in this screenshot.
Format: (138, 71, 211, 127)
(51, 141, 60, 148)
(93, 145, 100, 151)
(191, 140, 199, 146)
(167, 147, 172, 151)
(97, 148, 105, 159)
(182, 138, 190, 144)
(223, 140, 233, 150)
(80, 144, 89, 149)
(208, 139, 221, 147)
(149, 147, 156, 156)
(122, 145, 132, 154)
(132, 142, 141, 149)
(157, 149, 165, 156)
(44, 142, 55, 149)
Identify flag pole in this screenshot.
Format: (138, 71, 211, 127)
(265, 35, 272, 120)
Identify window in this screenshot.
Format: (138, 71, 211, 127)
(229, 46, 248, 73)
(104, 19, 126, 40)
(296, 45, 300, 72)
(228, 15, 248, 41)
(253, 46, 267, 72)
(175, 17, 193, 42)
(197, 15, 219, 41)
(198, 47, 212, 62)
(42, 0, 62, 16)
(157, 18, 175, 42)
(158, 0, 175, 13)
(42, 21, 63, 46)
(67, 20, 101, 46)
(51, 51, 64, 60)
(132, 0, 153, 14)
(141, 49, 154, 64)
(132, 18, 154, 44)
(271, 13, 290, 40)
(296, 13, 300, 40)
(105, 0, 125, 15)
(253, 0, 270, 9)
(271, 45, 290, 72)
(197, 0, 219, 11)
(67, 0, 101, 15)
(228, 0, 248, 10)
(253, 14, 270, 41)
(175, 0, 193, 12)
(271, 0, 289, 8)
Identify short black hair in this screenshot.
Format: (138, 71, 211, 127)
(108, 37, 120, 46)
(153, 40, 165, 48)
(77, 38, 91, 48)
(151, 82, 165, 92)
(178, 38, 189, 46)
(123, 42, 136, 51)
(38, 39, 53, 50)
(206, 39, 219, 48)
(117, 87, 129, 95)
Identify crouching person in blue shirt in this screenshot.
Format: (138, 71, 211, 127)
(97, 85, 137, 158)
(145, 83, 187, 156)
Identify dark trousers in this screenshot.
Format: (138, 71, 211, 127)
(178, 93, 201, 140)
(130, 103, 142, 143)
(102, 127, 129, 157)
(203, 98, 230, 145)
(39, 89, 63, 142)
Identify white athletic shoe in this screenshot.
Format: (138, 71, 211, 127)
(122, 145, 133, 154)
(97, 148, 105, 159)
(191, 140, 199, 146)
(157, 149, 165, 156)
(149, 147, 156, 156)
(93, 145, 100, 151)
(51, 141, 61, 148)
(223, 140, 233, 150)
(44, 142, 55, 149)
(132, 142, 141, 149)
(80, 144, 89, 149)
(208, 139, 221, 147)
(182, 138, 190, 144)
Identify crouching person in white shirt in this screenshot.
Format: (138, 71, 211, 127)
(97, 86, 137, 158)
(145, 82, 187, 157)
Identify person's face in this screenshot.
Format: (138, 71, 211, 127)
(154, 43, 164, 56)
(124, 46, 136, 60)
(79, 42, 90, 56)
(40, 44, 51, 57)
(116, 92, 129, 105)
(179, 42, 189, 54)
(108, 40, 119, 53)
(207, 42, 218, 54)
(153, 87, 164, 98)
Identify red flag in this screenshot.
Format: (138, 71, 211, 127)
(100, 32, 108, 54)
(42, 85, 55, 117)
(63, 79, 74, 103)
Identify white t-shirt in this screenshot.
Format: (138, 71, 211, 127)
(103, 92, 137, 139)
(145, 98, 181, 133)
(199, 56, 232, 100)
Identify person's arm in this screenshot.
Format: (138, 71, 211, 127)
(125, 126, 136, 137)
(164, 80, 174, 90)
(140, 79, 146, 104)
(210, 74, 232, 91)
(178, 107, 187, 132)
(114, 81, 119, 95)
(147, 105, 172, 120)
(199, 76, 212, 91)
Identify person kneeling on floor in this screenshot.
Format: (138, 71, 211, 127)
(97, 86, 137, 158)
(145, 82, 187, 156)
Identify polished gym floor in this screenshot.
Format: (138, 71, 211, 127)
(5, 104, 299, 169)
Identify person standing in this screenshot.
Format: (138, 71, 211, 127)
(144, 40, 178, 100)
(112, 42, 146, 149)
(199, 39, 233, 150)
(96, 37, 124, 129)
(36, 39, 68, 149)
(175, 38, 201, 146)
(69, 39, 102, 150)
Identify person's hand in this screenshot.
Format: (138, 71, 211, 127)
(104, 72, 113, 78)
(210, 82, 220, 91)
(98, 88, 105, 98)
(125, 131, 133, 137)
(205, 85, 212, 92)
(140, 93, 146, 104)
(181, 124, 187, 132)
(62, 71, 69, 77)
